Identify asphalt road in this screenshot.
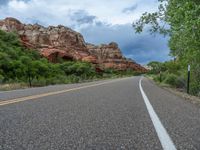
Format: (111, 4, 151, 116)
(0, 77, 199, 150)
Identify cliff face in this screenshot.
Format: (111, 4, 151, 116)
(0, 17, 96, 63)
(0, 17, 146, 72)
(86, 43, 146, 71)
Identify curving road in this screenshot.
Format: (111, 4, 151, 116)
(0, 77, 200, 150)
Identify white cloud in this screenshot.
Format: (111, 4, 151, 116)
(8, 0, 28, 11)
(0, 0, 159, 26)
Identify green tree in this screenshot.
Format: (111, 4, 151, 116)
(20, 56, 35, 87)
(133, 0, 200, 95)
(148, 61, 169, 74)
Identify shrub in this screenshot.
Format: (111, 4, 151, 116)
(153, 72, 167, 83)
(190, 82, 200, 97)
(163, 74, 186, 88)
(31, 78, 47, 87)
(153, 75, 160, 82)
(175, 76, 186, 89)
(163, 74, 178, 87)
(0, 74, 4, 83)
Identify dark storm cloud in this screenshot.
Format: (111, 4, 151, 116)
(80, 24, 171, 64)
(122, 4, 138, 14)
(70, 10, 97, 25)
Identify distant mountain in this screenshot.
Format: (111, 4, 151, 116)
(0, 17, 146, 72)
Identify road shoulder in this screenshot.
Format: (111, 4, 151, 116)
(141, 77, 200, 149)
(146, 76, 200, 107)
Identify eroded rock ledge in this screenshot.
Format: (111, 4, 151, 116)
(0, 17, 146, 72)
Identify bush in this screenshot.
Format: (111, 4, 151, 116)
(67, 75, 80, 83)
(163, 74, 178, 87)
(0, 74, 4, 83)
(153, 75, 160, 82)
(162, 74, 186, 89)
(153, 72, 167, 82)
(175, 76, 186, 89)
(190, 82, 200, 97)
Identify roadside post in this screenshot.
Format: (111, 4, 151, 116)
(187, 65, 190, 94)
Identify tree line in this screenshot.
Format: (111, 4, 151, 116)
(133, 0, 200, 96)
(0, 30, 98, 87)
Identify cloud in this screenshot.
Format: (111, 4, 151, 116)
(0, 0, 8, 5)
(8, 0, 28, 10)
(0, 0, 159, 25)
(122, 4, 138, 14)
(81, 23, 171, 64)
(70, 10, 96, 25)
(0, 0, 171, 64)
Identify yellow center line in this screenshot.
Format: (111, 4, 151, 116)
(0, 78, 129, 106)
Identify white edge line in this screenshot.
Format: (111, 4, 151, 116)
(139, 77, 176, 150)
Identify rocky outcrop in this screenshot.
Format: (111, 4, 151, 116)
(0, 17, 146, 72)
(86, 42, 146, 71)
(0, 17, 96, 63)
(86, 42, 123, 60)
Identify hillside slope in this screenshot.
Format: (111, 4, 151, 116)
(0, 17, 146, 72)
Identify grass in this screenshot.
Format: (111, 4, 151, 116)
(145, 74, 200, 100)
(0, 83, 28, 91)
(0, 74, 136, 91)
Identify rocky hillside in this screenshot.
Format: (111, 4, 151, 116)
(0, 17, 146, 72)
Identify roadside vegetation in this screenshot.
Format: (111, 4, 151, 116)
(146, 60, 200, 97)
(133, 0, 200, 96)
(0, 30, 138, 90)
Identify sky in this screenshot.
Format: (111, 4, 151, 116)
(0, 0, 171, 64)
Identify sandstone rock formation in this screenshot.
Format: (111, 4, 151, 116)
(0, 17, 146, 72)
(86, 42, 146, 71)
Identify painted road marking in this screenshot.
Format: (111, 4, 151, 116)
(0, 78, 129, 106)
(139, 77, 176, 150)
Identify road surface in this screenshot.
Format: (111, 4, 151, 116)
(0, 77, 200, 150)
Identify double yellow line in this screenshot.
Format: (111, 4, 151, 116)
(0, 78, 128, 106)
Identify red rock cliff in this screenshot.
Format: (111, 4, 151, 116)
(86, 42, 146, 71)
(0, 17, 146, 72)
